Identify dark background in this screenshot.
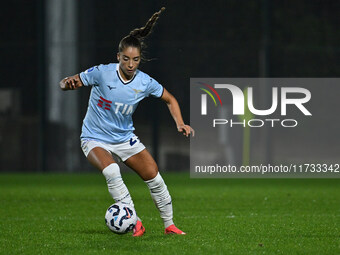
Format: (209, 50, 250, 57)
(0, 0, 339, 172)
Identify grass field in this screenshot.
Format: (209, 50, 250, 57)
(0, 172, 339, 254)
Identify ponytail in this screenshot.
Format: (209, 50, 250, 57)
(118, 7, 165, 61)
(129, 7, 165, 39)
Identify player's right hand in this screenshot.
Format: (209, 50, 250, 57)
(60, 75, 83, 90)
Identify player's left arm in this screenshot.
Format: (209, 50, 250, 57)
(161, 88, 194, 137)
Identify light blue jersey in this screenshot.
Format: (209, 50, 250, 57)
(79, 63, 164, 144)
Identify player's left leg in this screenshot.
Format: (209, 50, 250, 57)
(124, 149, 186, 235)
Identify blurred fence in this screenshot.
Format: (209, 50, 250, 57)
(0, 0, 339, 172)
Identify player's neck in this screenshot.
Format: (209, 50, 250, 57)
(118, 67, 135, 82)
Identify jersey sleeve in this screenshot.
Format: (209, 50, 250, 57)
(79, 66, 101, 86)
(146, 78, 164, 98)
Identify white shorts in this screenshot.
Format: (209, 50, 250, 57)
(80, 136, 146, 162)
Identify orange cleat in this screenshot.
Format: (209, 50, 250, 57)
(132, 220, 145, 237)
(164, 224, 186, 235)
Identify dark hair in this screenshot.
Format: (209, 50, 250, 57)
(118, 7, 165, 61)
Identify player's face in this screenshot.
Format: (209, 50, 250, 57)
(117, 47, 141, 80)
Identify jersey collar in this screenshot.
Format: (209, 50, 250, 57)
(116, 64, 136, 85)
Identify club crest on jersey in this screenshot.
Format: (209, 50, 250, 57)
(133, 89, 142, 94)
(132, 89, 143, 99)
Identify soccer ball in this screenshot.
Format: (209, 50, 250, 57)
(105, 202, 137, 234)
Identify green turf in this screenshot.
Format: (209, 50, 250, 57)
(0, 173, 339, 254)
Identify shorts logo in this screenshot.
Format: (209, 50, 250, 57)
(129, 137, 137, 146)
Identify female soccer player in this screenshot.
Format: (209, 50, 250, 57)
(59, 8, 193, 236)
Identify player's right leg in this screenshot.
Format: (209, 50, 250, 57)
(81, 140, 135, 208)
(82, 140, 145, 236)
(86, 147, 135, 206)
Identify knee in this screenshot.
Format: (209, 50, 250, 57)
(144, 163, 158, 181)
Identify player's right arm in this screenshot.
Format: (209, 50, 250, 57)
(59, 74, 84, 91)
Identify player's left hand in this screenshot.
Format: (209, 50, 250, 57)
(177, 124, 195, 137)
